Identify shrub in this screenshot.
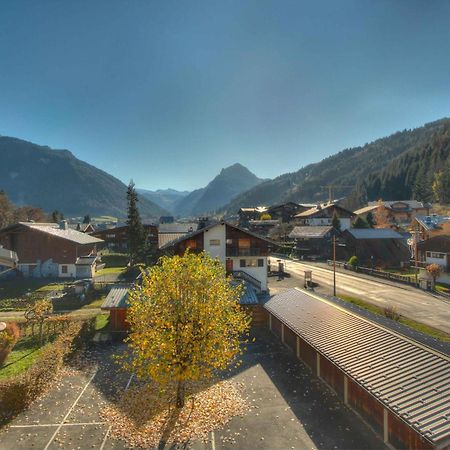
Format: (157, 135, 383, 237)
(0, 317, 96, 424)
(348, 256, 359, 267)
(384, 305, 400, 321)
(0, 323, 20, 366)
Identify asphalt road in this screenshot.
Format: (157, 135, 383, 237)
(270, 256, 450, 334)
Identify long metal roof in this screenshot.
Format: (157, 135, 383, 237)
(265, 288, 450, 447)
(101, 286, 130, 309)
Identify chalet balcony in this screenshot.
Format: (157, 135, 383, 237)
(226, 247, 264, 257)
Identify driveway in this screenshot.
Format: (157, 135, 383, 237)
(271, 256, 450, 334)
(0, 329, 386, 450)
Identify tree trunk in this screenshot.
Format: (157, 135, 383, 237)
(176, 380, 185, 408)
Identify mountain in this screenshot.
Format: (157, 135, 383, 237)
(173, 163, 265, 217)
(221, 118, 450, 213)
(137, 188, 190, 214)
(0, 136, 168, 218)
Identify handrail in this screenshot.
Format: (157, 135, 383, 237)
(232, 270, 262, 291)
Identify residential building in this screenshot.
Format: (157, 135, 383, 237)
(266, 202, 314, 223)
(355, 200, 432, 226)
(158, 222, 197, 249)
(412, 215, 450, 241)
(91, 224, 158, 251)
(237, 206, 268, 227)
(295, 202, 356, 231)
(0, 222, 103, 278)
(247, 219, 280, 236)
(417, 235, 450, 285)
(265, 288, 450, 450)
(288, 226, 336, 260)
(340, 228, 410, 268)
(160, 221, 273, 292)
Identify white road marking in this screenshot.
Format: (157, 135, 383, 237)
(43, 369, 98, 450)
(10, 421, 106, 428)
(210, 430, 216, 450)
(99, 373, 134, 450)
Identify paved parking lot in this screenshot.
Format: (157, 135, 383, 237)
(0, 329, 386, 450)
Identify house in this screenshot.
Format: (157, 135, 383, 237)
(416, 235, 450, 285)
(266, 202, 314, 223)
(158, 222, 197, 249)
(238, 207, 268, 227)
(265, 288, 450, 450)
(247, 219, 280, 236)
(295, 202, 356, 231)
(355, 200, 432, 226)
(0, 222, 103, 278)
(340, 228, 410, 268)
(0, 245, 18, 277)
(412, 215, 450, 241)
(91, 224, 158, 251)
(160, 221, 273, 292)
(288, 226, 336, 260)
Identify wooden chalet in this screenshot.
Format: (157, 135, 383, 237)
(91, 224, 158, 251)
(0, 221, 103, 278)
(295, 202, 356, 230)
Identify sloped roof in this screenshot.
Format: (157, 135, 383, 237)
(101, 285, 130, 309)
(415, 215, 450, 231)
(295, 202, 355, 218)
(159, 221, 276, 250)
(346, 228, 403, 239)
(265, 288, 450, 447)
(354, 205, 379, 215)
(368, 200, 431, 211)
(417, 235, 450, 253)
(1, 222, 103, 245)
(289, 226, 333, 239)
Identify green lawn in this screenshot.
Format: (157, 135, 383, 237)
(0, 279, 66, 301)
(435, 282, 450, 294)
(95, 313, 109, 331)
(339, 295, 450, 343)
(0, 336, 51, 380)
(95, 267, 126, 276)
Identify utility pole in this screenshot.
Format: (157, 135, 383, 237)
(333, 234, 336, 296)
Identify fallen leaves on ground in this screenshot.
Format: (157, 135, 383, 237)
(101, 379, 248, 448)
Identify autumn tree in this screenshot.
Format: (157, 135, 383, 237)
(426, 263, 443, 286)
(124, 252, 250, 408)
(14, 205, 47, 223)
(25, 298, 53, 344)
(374, 201, 391, 228)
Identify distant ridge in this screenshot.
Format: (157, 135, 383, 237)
(0, 136, 168, 218)
(221, 118, 450, 213)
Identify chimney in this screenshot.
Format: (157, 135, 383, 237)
(60, 220, 68, 230)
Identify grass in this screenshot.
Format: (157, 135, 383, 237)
(81, 297, 106, 309)
(0, 279, 65, 301)
(95, 313, 109, 331)
(0, 335, 52, 380)
(339, 295, 450, 343)
(99, 251, 129, 268)
(95, 267, 126, 276)
(435, 282, 450, 294)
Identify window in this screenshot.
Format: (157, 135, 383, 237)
(240, 259, 246, 268)
(430, 252, 445, 259)
(246, 259, 258, 267)
(61, 265, 68, 274)
(258, 259, 264, 267)
(238, 238, 251, 249)
(209, 239, 220, 246)
(185, 239, 197, 249)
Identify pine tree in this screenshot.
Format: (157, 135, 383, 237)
(126, 181, 146, 265)
(366, 211, 375, 228)
(83, 214, 91, 224)
(331, 211, 341, 232)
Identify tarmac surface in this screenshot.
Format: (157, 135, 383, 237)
(271, 256, 450, 334)
(0, 329, 386, 450)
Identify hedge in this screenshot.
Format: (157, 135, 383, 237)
(0, 317, 96, 424)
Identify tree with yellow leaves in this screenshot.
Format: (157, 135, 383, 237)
(124, 252, 251, 408)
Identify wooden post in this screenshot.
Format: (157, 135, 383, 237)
(383, 409, 389, 443)
(281, 323, 285, 344)
(316, 353, 321, 377)
(344, 376, 348, 405)
(296, 336, 300, 358)
(269, 314, 272, 331)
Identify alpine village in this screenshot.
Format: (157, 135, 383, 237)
(1, 4, 450, 450)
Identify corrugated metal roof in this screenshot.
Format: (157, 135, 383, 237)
(346, 228, 403, 240)
(231, 281, 259, 305)
(289, 226, 333, 239)
(264, 288, 450, 447)
(101, 286, 130, 309)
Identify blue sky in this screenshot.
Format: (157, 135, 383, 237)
(1, 1, 450, 191)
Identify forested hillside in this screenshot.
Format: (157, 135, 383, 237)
(222, 118, 450, 213)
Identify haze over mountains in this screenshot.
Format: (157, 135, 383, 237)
(1, 118, 449, 220)
(0, 137, 168, 218)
